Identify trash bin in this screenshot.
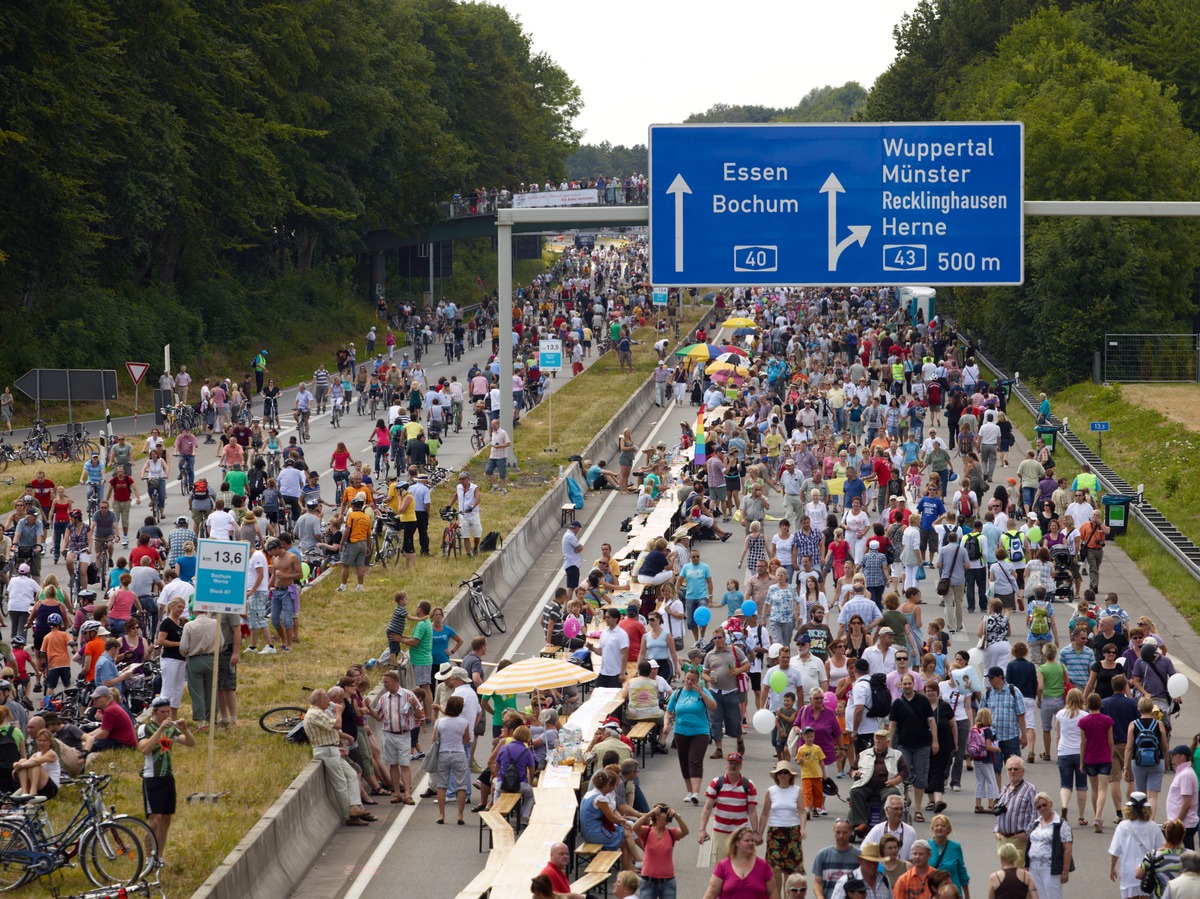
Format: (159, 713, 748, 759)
(998, 379, 1015, 400)
(1035, 424, 1061, 454)
(1102, 494, 1134, 538)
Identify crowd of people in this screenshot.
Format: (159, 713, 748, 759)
(447, 175, 650, 217)
(513, 284, 1198, 899)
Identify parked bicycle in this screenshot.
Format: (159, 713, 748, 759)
(460, 576, 505, 637)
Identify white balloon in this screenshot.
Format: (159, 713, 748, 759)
(1169, 673, 1190, 699)
(967, 648, 983, 670)
(752, 709, 776, 735)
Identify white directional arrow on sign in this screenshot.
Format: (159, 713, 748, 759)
(666, 173, 692, 272)
(819, 173, 871, 271)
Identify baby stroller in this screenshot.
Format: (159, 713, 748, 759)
(1050, 545, 1074, 602)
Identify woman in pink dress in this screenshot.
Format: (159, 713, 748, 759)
(702, 825, 778, 899)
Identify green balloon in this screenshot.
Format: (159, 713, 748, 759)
(770, 670, 788, 693)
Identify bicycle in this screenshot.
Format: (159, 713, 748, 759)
(451, 401, 463, 434)
(264, 452, 281, 480)
(461, 576, 505, 637)
(0, 773, 147, 889)
(470, 427, 486, 453)
(293, 409, 309, 443)
(372, 513, 402, 568)
(177, 457, 194, 495)
(330, 400, 342, 429)
(440, 506, 462, 559)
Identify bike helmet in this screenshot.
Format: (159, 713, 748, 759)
(47, 613, 63, 627)
(81, 620, 101, 631)
(305, 498, 320, 508)
(70, 509, 83, 519)
(176, 516, 189, 526)
(11, 636, 25, 647)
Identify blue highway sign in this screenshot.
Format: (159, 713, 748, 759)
(1090, 421, 1110, 432)
(648, 122, 1024, 287)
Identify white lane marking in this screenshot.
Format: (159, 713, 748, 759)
(339, 399, 683, 899)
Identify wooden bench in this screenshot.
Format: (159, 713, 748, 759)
(572, 842, 607, 878)
(478, 806, 516, 854)
(575, 850, 622, 897)
(457, 818, 513, 899)
(570, 871, 613, 898)
(626, 720, 658, 766)
(539, 644, 560, 658)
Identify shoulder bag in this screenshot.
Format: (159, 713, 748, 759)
(937, 544, 961, 596)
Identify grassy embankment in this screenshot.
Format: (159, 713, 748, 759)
(30, 303, 705, 898)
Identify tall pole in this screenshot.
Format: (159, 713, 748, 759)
(428, 242, 435, 311)
(497, 219, 515, 463)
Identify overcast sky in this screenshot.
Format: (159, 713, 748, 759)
(496, 0, 920, 148)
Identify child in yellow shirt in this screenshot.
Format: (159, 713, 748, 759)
(794, 725, 827, 816)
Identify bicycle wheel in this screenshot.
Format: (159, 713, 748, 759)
(470, 432, 485, 452)
(0, 823, 35, 890)
(81, 821, 144, 887)
(441, 527, 453, 557)
(469, 593, 492, 636)
(0, 455, 7, 474)
(108, 814, 157, 878)
(259, 706, 306, 733)
(481, 594, 506, 633)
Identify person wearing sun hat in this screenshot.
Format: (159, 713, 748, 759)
(760, 759, 807, 893)
(830, 842, 889, 899)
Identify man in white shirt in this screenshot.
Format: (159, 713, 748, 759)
(455, 472, 482, 556)
(206, 501, 237, 542)
(977, 417, 1001, 481)
(847, 658, 882, 755)
(1066, 493, 1095, 531)
(596, 608, 629, 689)
(862, 628, 897, 676)
(158, 570, 196, 616)
(792, 633, 829, 695)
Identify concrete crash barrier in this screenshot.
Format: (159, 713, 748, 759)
(192, 760, 342, 899)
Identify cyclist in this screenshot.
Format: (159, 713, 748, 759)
(448, 376, 465, 430)
(187, 479, 214, 536)
(175, 425, 197, 492)
(263, 428, 282, 475)
(293, 383, 314, 440)
(89, 500, 117, 578)
(312, 364, 332, 414)
(105, 464, 141, 547)
(330, 379, 345, 425)
(247, 417, 266, 468)
(261, 377, 281, 427)
(141, 449, 168, 520)
(79, 452, 105, 512)
(453, 321, 466, 360)
(443, 328, 454, 364)
(63, 510, 92, 594)
(166, 517, 193, 570)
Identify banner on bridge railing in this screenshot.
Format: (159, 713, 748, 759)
(512, 188, 600, 209)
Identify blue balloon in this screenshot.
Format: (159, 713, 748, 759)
(741, 601, 757, 617)
(693, 606, 711, 627)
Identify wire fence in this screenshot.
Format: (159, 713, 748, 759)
(1104, 333, 1200, 382)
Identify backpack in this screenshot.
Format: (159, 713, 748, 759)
(941, 525, 959, 547)
(192, 478, 210, 499)
(1030, 602, 1050, 636)
(499, 744, 524, 793)
(1133, 718, 1162, 767)
(714, 773, 749, 799)
(964, 532, 982, 562)
(1004, 530, 1024, 562)
(957, 491, 973, 519)
(966, 726, 988, 760)
(479, 531, 503, 552)
(0, 725, 20, 782)
(868, 673, 892, 719)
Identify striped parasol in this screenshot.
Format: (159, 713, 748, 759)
(476, 657, 596, 695)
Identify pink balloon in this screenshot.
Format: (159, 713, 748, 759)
(563, 617, 581, 639)
(824, 691, 837, 709)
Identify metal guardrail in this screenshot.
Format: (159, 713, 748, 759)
(962, 334, 1200, 585)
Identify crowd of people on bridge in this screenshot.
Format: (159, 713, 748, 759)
(447, 174, 649, 216)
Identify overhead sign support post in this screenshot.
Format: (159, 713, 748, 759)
(648, 122, 1024, 286)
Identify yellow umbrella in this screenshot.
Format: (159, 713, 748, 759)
(706, 361, 750, 376)
(722, 317, 758, 329)
(476, 657, 596, 695)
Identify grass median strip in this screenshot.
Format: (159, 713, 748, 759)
(49, 306, 706, 898)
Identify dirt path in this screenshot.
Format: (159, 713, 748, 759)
(1122, 383, 1200, 432)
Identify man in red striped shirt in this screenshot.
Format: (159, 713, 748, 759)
(697, 752, 760, 861)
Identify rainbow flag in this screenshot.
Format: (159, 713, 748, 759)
(693, 410, 706, 467)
